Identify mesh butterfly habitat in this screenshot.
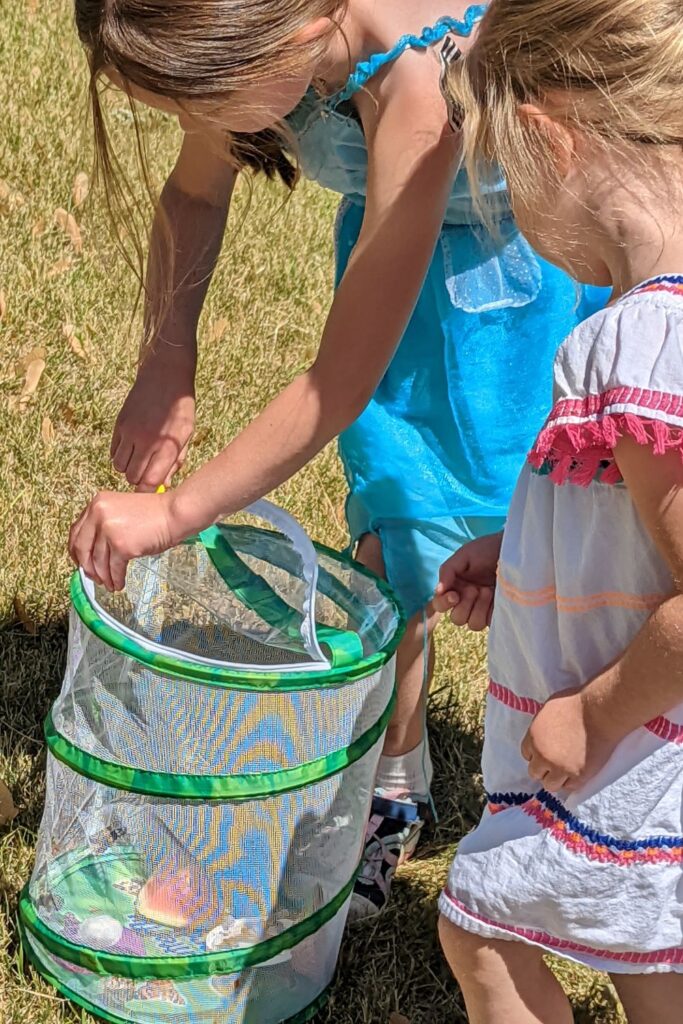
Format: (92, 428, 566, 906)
(19, 501, 403, 1023)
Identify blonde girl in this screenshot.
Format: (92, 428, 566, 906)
(434, 1, 683, 1020)
(69, 0, 604, 917)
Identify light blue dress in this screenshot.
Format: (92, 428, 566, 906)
(289, 8, 608, 618)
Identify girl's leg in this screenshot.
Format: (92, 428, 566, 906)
(438, 916, 574, 1024)
(350, 533, 438, 919)
(355, 533, 438, 766)
(610, 972, 683, 1024)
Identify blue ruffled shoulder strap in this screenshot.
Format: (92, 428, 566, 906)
(332, 4, 487, 106)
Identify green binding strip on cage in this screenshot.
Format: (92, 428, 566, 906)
(44, 684, 395, 800)
(70, 543, 405, 693)
(19, 868, 356, 980)
(19, 922, 333, 1024)
(224, 526, 390, 652)
(198, 525, 363, 668)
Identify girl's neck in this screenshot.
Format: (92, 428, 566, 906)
(590, 158, 683, 298)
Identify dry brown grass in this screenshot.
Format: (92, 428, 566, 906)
(0, 0, 625, 1020)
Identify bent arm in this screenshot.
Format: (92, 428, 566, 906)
(142, 130, 236, 365)
(111, 132, 237, 487)
(580, 438, 683, 737)
(168, 85, 460, 537)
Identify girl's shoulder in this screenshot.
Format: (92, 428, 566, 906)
(530, 278, 683, 483)
(554, 277, 683, 403)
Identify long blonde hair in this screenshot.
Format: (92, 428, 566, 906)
(74, 0, 346, 345)
(446, 0, 683, 225)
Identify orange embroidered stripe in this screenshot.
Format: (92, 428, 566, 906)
(497, 573, 665, 613)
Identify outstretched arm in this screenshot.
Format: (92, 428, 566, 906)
(111, 130, 236, 489)
(70, 64, 461, 589)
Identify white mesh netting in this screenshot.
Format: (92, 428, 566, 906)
(24, 506, 402, 1023)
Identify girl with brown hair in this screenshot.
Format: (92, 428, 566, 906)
(69, 0, 604, 918)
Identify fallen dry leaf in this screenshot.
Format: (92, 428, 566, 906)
(31, 217, 46, 239)
(41, 415, 55, 445)
(13, 595, 37, 635)
(19, 356, 45, 410)
(63, 322, 90, 360)
(54, 207, 83, 254)
(46, 255, 74, 278)
(25, 0, 38, 17)
(0, 179, 26, 211)
(208, 317, 229, 344)
(0, 290, 6, 320)
(16, 346, 46, 373)
(0, 780, 17, 826)
(72, 171, 90, 208)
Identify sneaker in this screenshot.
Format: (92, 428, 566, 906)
(348, 789, 430, 922)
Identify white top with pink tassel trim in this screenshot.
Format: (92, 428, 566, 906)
(439, 275, 683, 974)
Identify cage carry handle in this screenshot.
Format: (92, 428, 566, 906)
(199, 499, 363, 669)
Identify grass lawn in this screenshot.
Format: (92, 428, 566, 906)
(0, 1, 625, 1020)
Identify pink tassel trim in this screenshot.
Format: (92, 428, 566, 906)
(529, 411, 683, 487)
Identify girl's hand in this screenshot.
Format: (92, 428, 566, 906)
(433, 531, 504, 630)
(69, 490, 189, 592)
(521, 688, 621, 793)
(112, 358, 196, 492)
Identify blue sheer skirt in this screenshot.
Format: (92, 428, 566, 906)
(335, 199, 609, 617)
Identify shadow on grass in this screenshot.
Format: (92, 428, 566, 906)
(0, 617, 68, 834)
(573, 981, 623, 1024)
(0, 616, 69, 1005)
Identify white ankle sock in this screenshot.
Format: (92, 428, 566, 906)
(374, 739, 433, 799)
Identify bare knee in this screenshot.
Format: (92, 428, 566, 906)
(354, 532, 385, 578)
(438, 914, 486, 978)
(438, 915, 548, 984)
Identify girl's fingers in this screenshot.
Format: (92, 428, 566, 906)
(68, 508, 88, 564)
(139, 442, 180, 491)
(71, 511, 99, 582)
(433, 589, 459, 614)
(110, 428, 120, 460)
(543, 770, 571, 793)
(126, 447, 155, 488)
(469, 586, 494, 632)
(439, 550, 469, 591)
(109, 551, 129, 592)
(93, 536, 114, 592)
(449, 584, 478, 627)
(525, 751, 549, 782)
(112, 438, 134, 475)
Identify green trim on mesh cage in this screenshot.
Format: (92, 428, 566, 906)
(199, 524, 363, 669)
(20, 920, 333, 1024)
(70, 541, 405, 692)
(19, 868, 355, 980)
(217, 525, 390, 651)
(44, 684, 394, 799)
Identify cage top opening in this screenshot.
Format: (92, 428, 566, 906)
(74, 524, 404, 691)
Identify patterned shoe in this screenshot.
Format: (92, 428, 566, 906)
(348, 789, 431, 922)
